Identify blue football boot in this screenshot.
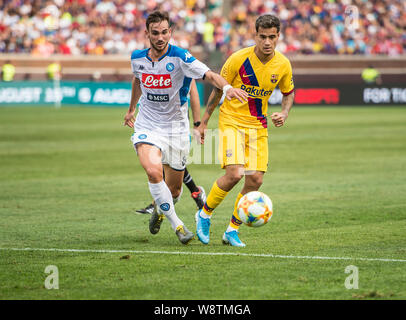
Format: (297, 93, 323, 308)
(222, 230, 246, 247)
(195, 209, 211, 244)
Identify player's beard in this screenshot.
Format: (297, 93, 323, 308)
(151, 40, 169, 53)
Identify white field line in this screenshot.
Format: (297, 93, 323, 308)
(0, 247, 406, 263)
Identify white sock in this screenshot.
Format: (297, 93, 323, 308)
(148, 181, 183, 231)
(226, 226, 237, 233)
(200, 210, 212, 219)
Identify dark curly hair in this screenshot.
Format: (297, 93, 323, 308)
(255, 15, 281, 33)
(146, 11, 170, 31)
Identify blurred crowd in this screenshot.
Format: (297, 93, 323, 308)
(0, 0, 404, 58)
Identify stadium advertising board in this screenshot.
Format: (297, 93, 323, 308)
(0, 82, 405, 106)
(0, 81, 131, 106)
(0, 81, 206, 106)
(362, 87, 406, 104)
(269, 86, 406, 105)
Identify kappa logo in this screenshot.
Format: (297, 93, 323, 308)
(142, 74, 172, 89)
(184, 52, 192, 61)
(226, 149, 233, 157)
(139, 65, 144, 70)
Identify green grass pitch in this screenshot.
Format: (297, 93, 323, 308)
(0, 105, 405, 300)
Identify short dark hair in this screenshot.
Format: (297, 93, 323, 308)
(146, 11, 170, 31)
(255, 14, 280, 33)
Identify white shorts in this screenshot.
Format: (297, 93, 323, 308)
(131, 130, 190, 171)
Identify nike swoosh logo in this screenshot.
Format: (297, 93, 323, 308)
(242, 74, 253, 78)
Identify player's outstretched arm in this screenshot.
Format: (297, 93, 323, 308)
(190, 80, 204, 143)
(203, 70, 247, 103)
(196, 87, 223, 144)
(189, 80, 201, 125)
(124, 76, 142, 128)
(271, 91, 295, 127)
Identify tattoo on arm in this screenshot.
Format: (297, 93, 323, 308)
(281, 92, 294, 115)
(203, 88, 223, 125)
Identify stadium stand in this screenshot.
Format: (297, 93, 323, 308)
(0, 0, 404, 56)
(0, 0, 405, 84)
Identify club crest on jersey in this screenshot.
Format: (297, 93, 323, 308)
(142, 74, 172, 89)
(138, 134, 147, 140)
(160, 203, 170, 211)
(166, 63, 174, 72)
(271, 74, 279, 83)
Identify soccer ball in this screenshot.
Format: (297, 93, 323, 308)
(237, 191, 273, 227)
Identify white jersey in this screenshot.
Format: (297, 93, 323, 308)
(131, 44, 210, 136)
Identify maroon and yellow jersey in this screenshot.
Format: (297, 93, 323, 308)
(220, 46, 294, 128)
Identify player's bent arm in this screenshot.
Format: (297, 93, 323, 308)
(203, 70, 247, 103)
(203, 70, 228, 90)
(271, 91, 294, 127)
(202, 87, 223, 126)
(196, 87, 223, 144)
(124, 76, 142, 128)
(129, 76, 142, 113)
(189, 80, 201, 124)
(281, 91, 295, 117)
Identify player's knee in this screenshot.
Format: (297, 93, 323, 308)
(252, 175, 263, 188)
(226, 171, 244, 186)
(145, 167, 163, 183)
(246, 174, 263, 189)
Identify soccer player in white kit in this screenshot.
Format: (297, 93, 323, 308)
(123, 11, 247, 244)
